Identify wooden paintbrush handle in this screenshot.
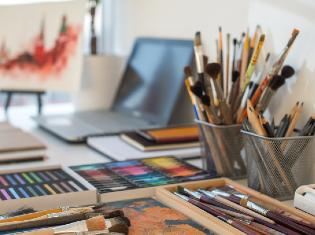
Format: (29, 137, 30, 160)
(20, 228, 54, 235)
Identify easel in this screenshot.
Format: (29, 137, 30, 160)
(1, 90, 46, 115)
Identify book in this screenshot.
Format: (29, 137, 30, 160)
(0, 123, 46, 163)
(121, 132, 199, 151)
(137, 125, 199, 143)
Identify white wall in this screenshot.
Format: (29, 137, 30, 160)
(109, 0, 250, 58)
(248, 0, 315, 180)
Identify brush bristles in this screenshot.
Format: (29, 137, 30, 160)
(205, 63, 221, 79)
(190, 81, 203, 98)
(281, 65, 295, 79)
(232, 71, 240, 82)
(194, 32, 202, 46)
(201, 95, 211, 106)
(109, 217, 131, 227)
(184, 66, 193, 77)
(86, 216, 106, 231)
(270, 75, 285, 90)
(233, 38, 237, 45)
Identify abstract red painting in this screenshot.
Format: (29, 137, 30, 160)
(0, 0, 85, 91)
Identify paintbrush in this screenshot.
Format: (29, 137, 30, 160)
(210, 188, 306, 235)
(174, 192, 261, 235)
(256, 65, 295, 112)
(239, 29, 299, 122)
(20, 216, 130, 235)
(242, 34, 265, 93)
(247, 53, 271, 100)
(198, 189, 274, 224)
(218, 26, 224, 89)
(194, 31, 205, 83)
(225, 33, 231, 99)
(206, 63, 222, 106)
(206, 63, 233, 124)
(240, 198, 315, 235)
(0, 211, 126, 232)
(285, 102, 303, 137)
(248, 25, 261, 63)
(240, 30, 250, 89)
(269, 29, 299, 78)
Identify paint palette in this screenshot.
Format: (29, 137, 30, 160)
(71, 156, 214, 194)
(0, 166, 97, 214)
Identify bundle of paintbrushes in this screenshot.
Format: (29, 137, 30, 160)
(185, 27, 299, 179)
(185, 27, 298, 125)
(0, 203, 130, 234)
(174, 185, 315, 235)
(242, 101, 315, 199)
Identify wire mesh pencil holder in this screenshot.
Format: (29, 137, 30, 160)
(241, 130, 315, 200)
(196, 120, 247, 179)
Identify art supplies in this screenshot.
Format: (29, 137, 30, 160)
(0, 204, 127, 233)
(185, 28, 268, 125)
(294, 184, 315, 216)
(242, 102, 315, 199)
(0, 165, 97, 213)
(87, 135, 201, 161)
(71, 157, 214, 196)
(162, 178, 315, 235)
(0, 123, 47, 163)
(1, 178, 314, 235)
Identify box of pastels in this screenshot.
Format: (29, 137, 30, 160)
(0, 165, 97, 213)
(70, 156, 215, 202)
(156, 178, 315, 234)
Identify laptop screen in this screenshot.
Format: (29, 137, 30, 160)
(113, 38, 193, 125)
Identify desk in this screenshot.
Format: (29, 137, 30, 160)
(0, 103, 293, 206)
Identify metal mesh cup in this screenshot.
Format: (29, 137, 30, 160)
(242, 130, 315, 200)
(196, 120, 247, 179)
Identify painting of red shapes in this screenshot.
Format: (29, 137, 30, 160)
(0, 0, 85, 91)
(0, 16, 80, 78)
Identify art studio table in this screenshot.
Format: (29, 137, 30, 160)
(0, 103, 293, 207)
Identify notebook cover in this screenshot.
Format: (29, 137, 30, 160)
(0, 130, 46, 153)
(139, 126, 199, 143)
(121, 132, 199, 151)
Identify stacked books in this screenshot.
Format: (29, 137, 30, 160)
(121, 125, 199, 151)
(0, 122, 47, 163)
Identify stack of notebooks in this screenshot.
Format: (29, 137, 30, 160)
(87, 125, 201, 160)
(0, 122, 47, 163)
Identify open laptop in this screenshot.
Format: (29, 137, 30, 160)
(35, 38, 194, 142)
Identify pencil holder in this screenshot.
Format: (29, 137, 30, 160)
(196, 120, 247, 179)
(242, 130, 315, 200)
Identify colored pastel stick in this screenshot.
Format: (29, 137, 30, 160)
(27, 186, 38, 196)
(44, 184, 57, 194)
(18, 187, 30, 198)
(29, 172, 42, 183)
(8, 188, 20, 199)
(0, 176, 9, 186)
(5, 175, 17, 185)
(35, 185, 47, 196)
(14, 174, 25, 184)
(0, 189, 11, 200)
(22, 173, 34, 184)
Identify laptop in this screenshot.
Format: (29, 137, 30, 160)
(35, 38, 194, 142)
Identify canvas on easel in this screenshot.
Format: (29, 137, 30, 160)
(0, 0, 85, 91)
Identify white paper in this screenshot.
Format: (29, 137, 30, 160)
(87, 136, 201, 161)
